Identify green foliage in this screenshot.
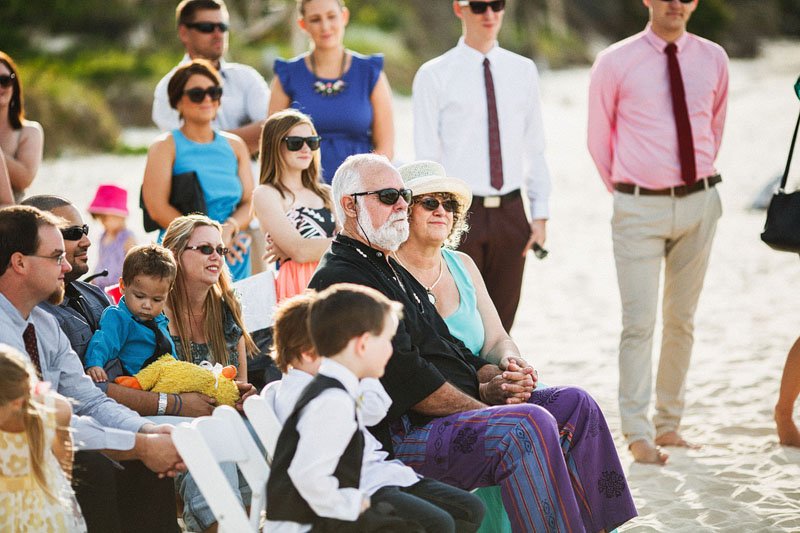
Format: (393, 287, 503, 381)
(22, 69, 121, 156)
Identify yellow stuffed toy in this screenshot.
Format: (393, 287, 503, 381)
(115, 355, 240, 406)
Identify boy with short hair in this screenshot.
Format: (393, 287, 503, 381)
(85, 244, 178, 382)
(266, 284, 485, 532)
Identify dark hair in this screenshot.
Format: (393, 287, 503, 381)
(308, 283, 403, 357)
(0, 206, 63, 277)
(271, 292, 316, 373)
(176, 0, 227, 27)
(167, 59, 222, 110)
(0, 51, 25, 129)
(20, 195, 72, 212)
(122, 244, 177, 286)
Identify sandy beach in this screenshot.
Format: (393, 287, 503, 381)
(31, 40, 800, 531)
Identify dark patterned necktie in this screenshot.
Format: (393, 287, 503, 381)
(139, 319, 174, 370)
(23, 323, 43, 377)
(483, 57, 504, 191)
(665, 43, 697, 185)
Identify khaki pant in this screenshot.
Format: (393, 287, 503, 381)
(612, 186, 722, 444)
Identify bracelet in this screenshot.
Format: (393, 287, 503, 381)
(174, 394, 183, 416)
(157, 392, 168, 416)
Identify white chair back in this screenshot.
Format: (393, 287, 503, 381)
(243, 394, 283, 463)
(172, 405, 269, 532)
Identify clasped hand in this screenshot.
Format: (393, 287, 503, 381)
(480, 357, 538, 405)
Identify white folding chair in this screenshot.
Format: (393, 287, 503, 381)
(243, 393, 282, 463)
(172, 405, 269, 533)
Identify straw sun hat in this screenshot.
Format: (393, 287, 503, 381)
(397, 161, 473, 210)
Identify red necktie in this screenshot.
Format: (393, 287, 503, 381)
(483, 58, 504, 191)
(665, 43, 696, 185)
(23, 323, 43, 378)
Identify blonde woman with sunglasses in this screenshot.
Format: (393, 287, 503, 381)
(253, 109, 337, 302)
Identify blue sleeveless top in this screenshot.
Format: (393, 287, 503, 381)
(171, 129, 250, 281)
(274, 53, 383, 183)
(441, 248, 485, 355)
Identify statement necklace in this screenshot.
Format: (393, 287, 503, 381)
(310, 50, 347, 96)
(394, 252, 444, 305)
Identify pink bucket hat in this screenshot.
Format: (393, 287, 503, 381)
(88, 184, 129, 217)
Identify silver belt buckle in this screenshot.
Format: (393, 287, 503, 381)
(483, 196, 501, 208)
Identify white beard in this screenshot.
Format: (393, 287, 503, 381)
(357, 207, 409, 252)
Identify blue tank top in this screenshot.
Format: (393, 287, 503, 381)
(171, 129, 250, 281)
(274, 53, 383, 183)
(441, 248, 485, 355)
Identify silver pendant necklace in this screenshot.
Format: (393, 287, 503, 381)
(394, 252, 444, 305)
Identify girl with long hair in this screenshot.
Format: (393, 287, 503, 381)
(253, 109, 337, 301)
(0, 51, 42, 203)
(0, 346, 85, 532)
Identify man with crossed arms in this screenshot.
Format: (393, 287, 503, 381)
(588, 0, 728, 463)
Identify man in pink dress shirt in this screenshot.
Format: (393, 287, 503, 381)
(588, 0, 729, 464)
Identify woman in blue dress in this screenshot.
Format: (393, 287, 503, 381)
(142, 59, 253, 281)
(268, 0, 394, 183)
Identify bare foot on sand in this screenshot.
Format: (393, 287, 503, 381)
(775, 406, 800, 447)
(655, 431, 701, 449)
(629, 439, 669, 464)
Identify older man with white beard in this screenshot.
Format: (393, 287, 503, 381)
(308, 154, 637, 532)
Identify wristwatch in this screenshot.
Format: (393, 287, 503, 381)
(157, 392, 168, 416)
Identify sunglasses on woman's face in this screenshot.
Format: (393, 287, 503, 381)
(416, 197, 459, 213)
(186, 244, 229, 256)
(351, 188, 413, 206)
(0, 73, 16, 88)
(185, 21, 229, 33)
(184, 86, 223, 103)
(60, 224, 89, 241)
(458, 0, 505, 14)
(658, 0, 694, 3)
(283, 136, 322, 151)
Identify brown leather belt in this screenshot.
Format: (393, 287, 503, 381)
(473, 189, 521, 208)
(613, 174, 721, 197)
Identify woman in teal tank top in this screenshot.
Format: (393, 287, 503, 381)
(141, 59, 254, 281)
(395, 161, 541, 533)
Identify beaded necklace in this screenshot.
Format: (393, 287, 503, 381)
(310, 50, 347, 96)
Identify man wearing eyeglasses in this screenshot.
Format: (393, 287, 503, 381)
(308, 154, 636, 533)
(413, 0, 551, 333)
(588, 0, 728, 464)
(0, 205, 185, 533)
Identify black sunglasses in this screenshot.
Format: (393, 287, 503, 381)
(185, 21, 229, 33)
(416, 197, 460, 213)
(283, 136, 322, 151)
(184, 86, 223, 103)
(186, 244, 229, 256)
(61, 224, 89, 241)
(352, 188, 413, 206)
(658, 0, 694, 2)
(0, 73, 15, 88)
(458, 0, 505, 14)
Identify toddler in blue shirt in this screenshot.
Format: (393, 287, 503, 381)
(85, 244, 178, 382)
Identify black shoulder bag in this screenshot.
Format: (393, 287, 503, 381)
(760, 75, 800, 253)
(140, 171, 207, 233)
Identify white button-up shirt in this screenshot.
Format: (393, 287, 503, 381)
(152, 55, 269, 133)
(265, 363, 419, 532)
(413, 38, 552, 219)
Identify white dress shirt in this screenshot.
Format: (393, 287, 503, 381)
(152, 55, 269, 133)
(413, 37, 552, 219)
(0, 293, 144, 451)
(265, 363, 419, 532)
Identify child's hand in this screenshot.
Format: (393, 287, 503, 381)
(87, 366, 108, 383)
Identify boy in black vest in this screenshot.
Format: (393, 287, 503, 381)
(266, 284, 485, 532)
